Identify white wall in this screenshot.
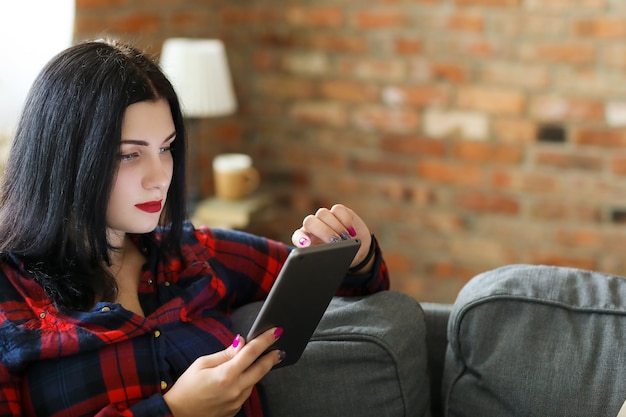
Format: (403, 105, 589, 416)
(0, 1, 74, 136)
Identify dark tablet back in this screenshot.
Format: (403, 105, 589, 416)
(245, 238, 361, 368)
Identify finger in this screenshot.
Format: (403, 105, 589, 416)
(300, 209, 346, 244)
(314, 208, 352, 241)
(292, 228, 313, 247)
(329, 204, 373, 264)
(291, 213, 330, 247)
(195, 333, 246, 369)
(227, 327, 283, 374)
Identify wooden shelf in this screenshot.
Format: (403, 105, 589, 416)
(192, 193, 273, 229)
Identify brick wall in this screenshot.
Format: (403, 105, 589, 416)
(75, 0, 626, 303)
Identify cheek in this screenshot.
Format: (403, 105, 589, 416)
(165, 156, 175, 184)
(108, 171, 132, 210)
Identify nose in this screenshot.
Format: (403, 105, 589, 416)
(142, 154, 172, 190)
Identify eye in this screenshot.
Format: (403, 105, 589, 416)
(160, 139, 175, 154)
(119, 152, 139, 162)
(159, 145, 174, 154)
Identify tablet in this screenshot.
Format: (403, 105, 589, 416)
(245, 238, 361, 368)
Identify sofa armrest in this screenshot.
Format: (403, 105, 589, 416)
(231, 291, 432, 417)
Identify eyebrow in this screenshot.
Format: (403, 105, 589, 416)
(120, 131, 177, 146)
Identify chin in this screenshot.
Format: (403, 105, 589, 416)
(127, 218, 162, 234)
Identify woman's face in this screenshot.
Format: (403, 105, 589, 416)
(107, 99, 176, 242)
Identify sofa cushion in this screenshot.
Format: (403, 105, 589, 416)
(232, 291, 431, 417)
(443, 264, 626, 417)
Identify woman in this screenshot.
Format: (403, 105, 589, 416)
(0, 39, 389, 416)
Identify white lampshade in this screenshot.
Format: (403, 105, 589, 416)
(160, 38, 237, 118)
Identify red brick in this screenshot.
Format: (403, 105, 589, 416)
(352, 158, 411, 175)
(281, 146, 348, 171)
(530, 253, 597, 271)
(446, 13, 485, 32)
(456, 192, 520, 215)
(491, 170, 560, 193)
(554, 229, 603, 248)
(529, 201, 601, 222)
(480, 63, 550, 89)
(389, 85, 449, 107)
(290, 101, 348, 127)
(170, 12, 214, 31)
(457, 87, 526, 115)
(351, 106, 420, 133)
(534, 150, 603, 171)
(219, 8, 281, 24)
(449, 236, 517, 265)
(319, 81, 378, 102)
(454, 0, 521, 6)
(611, 156, 626, 176)
(253, 51, 280, 71)
(338, 58, 407, 81)
(306, 35, 368, 53)
(430, 62, 469, 83)
(286, 7, 343, 27)
(352, 10, 408, 29)
(257, 32, 298, 48)
(574, 128, 626, 147)
(115, 14, 162, 33)
(75, 0, 127, 8)
(382, 252, 415, 275)
(380, 136, 446, 156)
(453, 142, 523, 164)
(525, 0, 604, 10)
(394, 38, 424, 55)
(602, 44, 626, 69)
(521, 42, 596, 65)
(257, 76, 316, 99)
(417, 161, 483, 186)
(492, 118, 537, 143)
(529, 96, 604, 122)
(573, 18, 626, 39)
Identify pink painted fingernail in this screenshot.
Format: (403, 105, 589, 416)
(232, 334, 241, 348)
(348, 227, 357, 237)
(298, 237, 309, 246)
(274, 327, 284, 339)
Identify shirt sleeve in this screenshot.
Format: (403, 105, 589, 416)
(189, 225, 291, 309)
(0, 365, 23, 416)
(337, 235, 390, 296)
(189, 225, 389, 308)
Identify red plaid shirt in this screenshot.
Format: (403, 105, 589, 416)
(0, 223, 389, 416)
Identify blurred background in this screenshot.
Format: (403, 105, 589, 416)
(4, 0, 626, 303)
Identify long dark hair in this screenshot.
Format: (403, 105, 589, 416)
(0, 39, 187, 311)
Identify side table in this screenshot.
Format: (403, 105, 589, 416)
(191, 193, 273, 230)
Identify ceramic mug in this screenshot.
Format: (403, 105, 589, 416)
(212, 153, 260, 201)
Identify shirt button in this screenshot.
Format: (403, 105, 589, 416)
(160, 380, 168, 390)
(101, 306, 111, 312)
(154, 330, 161, 338)
(147, 279, 154, 285)
(164, 282, 171, 287)
(39, 312, 46, 319)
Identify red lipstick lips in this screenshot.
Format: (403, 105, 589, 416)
(135, 200, 162, 213)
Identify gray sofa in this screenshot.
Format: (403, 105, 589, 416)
(234, 264, 626, 417)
